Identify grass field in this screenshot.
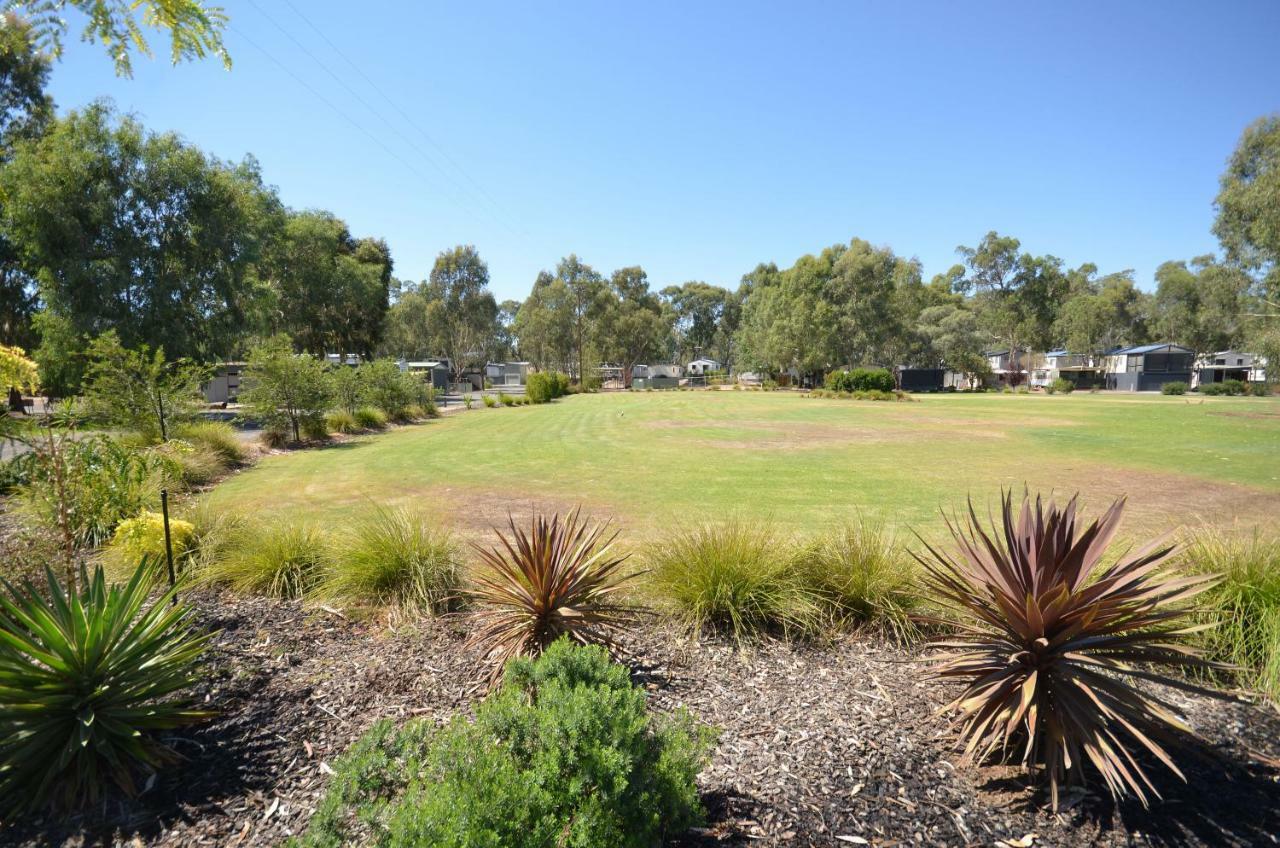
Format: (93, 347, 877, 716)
(205, 391, 1280, 542)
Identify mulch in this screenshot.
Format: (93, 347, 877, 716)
(4, 591, 1280, 848)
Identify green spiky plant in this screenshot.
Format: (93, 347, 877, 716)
(465, 509, 640, 682)
(0, 561, 213, 817)
(916, 491, 1225, 808)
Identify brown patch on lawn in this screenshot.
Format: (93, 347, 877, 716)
(1210, 410, 1280, 421)
(403, 485, 623, 541)
(644, 418, 1005, 450)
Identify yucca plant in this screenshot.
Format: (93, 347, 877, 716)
(0, 561, 213, 817)
(465, 509, 640, 681)
(916, 491, 1224, 808)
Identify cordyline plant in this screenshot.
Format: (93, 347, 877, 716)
(465, 509, 641, 683)
(0, 560, 213, 817)
(915, 491, 1224, 808)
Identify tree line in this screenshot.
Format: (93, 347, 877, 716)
(2, 17, 1277, 392)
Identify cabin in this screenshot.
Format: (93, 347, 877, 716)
(400, 359, 450, 391)
(1030, 351, 1105, 389)
(1104, 343, 1193, 392)
(204, 362, 246, 405)
(485, 361, 531, 388)
(897, 367, 946, 392)
(983, 349, 1043, 387)
(632, 364, 683, 389)
(1193, 351, 1267, 387)
(687, 358, 721, 376)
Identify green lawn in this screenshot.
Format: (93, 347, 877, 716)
(205, 391, 1280, 542)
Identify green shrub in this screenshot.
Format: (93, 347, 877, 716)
(326, 409, 359, 434)
(462, 393, 474, 409)
(361, 360, 425, 420)
(526, 372, 553, 404)
(498, 392, 515, 407)
(354, 405, 388, 429)
(551, 371, 570, 398)
(0, 562, 212, 816)
(240, 335, 331, 443)
(103, 510, 197, 581)
(302, 415, 330, 441)
(796, 521, 923, 641)
(482, 394, 497, 408)
(402, 403, 427, 421)
(318, 505, 462, 616)
(646, 522, 821, 640)
(1162, 381, 1188, 395)
(1049, 377, 1075, 394)
(1201, 382, 1230, 396)
(1181, 529, 1280, 702)
(1249, 381, 1271, 397)
(294, 640, 711, 848)
(173, 421, 247, 465)
(261, 424, 291, 449)
(761, 378, 779, 391)
(154, 439, 228, 488)
(197, 519, 331, 598)
(826, 368, 895, 393)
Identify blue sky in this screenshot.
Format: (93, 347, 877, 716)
(43, 0, 1280, 302)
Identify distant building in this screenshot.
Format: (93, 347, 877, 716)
(687, 358, 721, 376)
(632, 364, 683, 389)
(400, 359, 450, 390)
(1193, 350, 1267, 387)
(204, 362, 246, 405)
(485, 361, 531, 387)
(1030, 351, 1105, 389)
(324, 353, 361, 367)
(984, 349, 1043, 387)
(1104, 343, 1193, 392)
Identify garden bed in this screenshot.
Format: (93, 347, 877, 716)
(7, 591, 1279, 847)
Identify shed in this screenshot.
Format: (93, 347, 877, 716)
(1105, 343, 1193, 392)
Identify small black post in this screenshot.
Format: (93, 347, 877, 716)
(160, 489, 177, 605)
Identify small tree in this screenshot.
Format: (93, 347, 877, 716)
(361, 359, 419, 420)
(81, 331, 206, 442)
(240, 336, 331, 443)
(329, 364, 365, 414)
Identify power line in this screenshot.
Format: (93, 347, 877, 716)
(277, 0, 525, 237)
(245, 0, 520, 238)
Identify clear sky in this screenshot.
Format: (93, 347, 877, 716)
(41, 0, 1280, 302)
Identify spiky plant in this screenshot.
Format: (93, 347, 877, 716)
(465, 509, 640, 681)
(0, 561, 213, 817)
(916, 491, 1223, 808)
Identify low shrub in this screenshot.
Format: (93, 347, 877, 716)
(1249, 381, 1271, 397)
(1181, 529, 1280, 702)
(1162, 381, 1188, 395)
(482, 394, 497, 408)
(0, 562, 212, 816)
(1049, 377, 1075, 395)
(155, 439, 227, 488)
(462, 393, 474, 409)
(301, 416, 330, 441)
(1201, 382, 1229, 395)
(646, 522, 821, 640)
(526, 372, 553, 404)
(361, 360, 421, 420)
(319, 504, 463, 616)
(466, 510, 639, 681)
(197, 519, 331, 599)
(105, 510, 196, 581)
(826, 368, 895, 393)
(402, 403, 427, 421)
(325, 409, 360, 434)
(261, 424, 291, 449)
(173, 421, 247, 465)
(354, 405, 388, 430)
(796, 520, 923, 641)
(295, 640, 711, 848)
(551, 371, 570, 397)
(919, 491, 1223, 808)
(498, 392, 515, 407)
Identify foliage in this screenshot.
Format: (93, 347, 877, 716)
(462, 393, 473, 409)
(18, 0, 231, 77)
(646, 521, 821, 640)
(918, 491, 1223, 807)
(497, 392, 515, 406)
(197, 518, 330, 599)
(353, 405, 388, 429)
(328, 365, 365, 414)
(301, 414, 330, 442)
(81, 331, 207, 441)
(598, 266, 671, 384)
(360, 359, 421, 421)
(1161, 380, 1188, 395)
(826, 367, 895, 393)
(465, 509, 640, 681)
(1215, 114, 1280, 277)
(482, 393, 497, 408)
(153, 438, 226, 488)
(1048, 377, 1075, 394)
(106, 510, 195, 580)
(318, 504, 462, 617)
(172, 420, 245, 465)
(0, 561, 212, 816)
(240, 335, 332, 443)
(1201, 379, 1249, 396)
(294, 640, 710, 848)
(325, 408, 359, 434)
(0, 343, 38, 393)
(795, 521, 923, 641)
(1152, 258, 1252, 355)
(525, 371, 553, 403)
(1180, 529, 1280, 702)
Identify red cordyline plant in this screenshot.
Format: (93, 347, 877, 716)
(465, 509, 641, 682)
(915, 490, 1224, 808)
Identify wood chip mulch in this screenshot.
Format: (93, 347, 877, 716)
(5, 593, 1279, 847)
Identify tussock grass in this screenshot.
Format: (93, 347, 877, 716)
(797, 520, 924, 642)
(317, 504, 463, 617)
(196, 518, 330, 599)
(173, 421, 247, 465)
(354, 406, 388, 429)
(645, 521, 821, 640)
(1181, 528, 1280, 701)
(325, 409, 360, 434)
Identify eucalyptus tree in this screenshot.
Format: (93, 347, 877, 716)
(425, 244, 499, 381)
(599, 266, 670, 385)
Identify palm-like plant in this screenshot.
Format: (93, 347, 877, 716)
(0, 561, 213, 817)
(916, 491, 1223, 808)
(465, 509, 640, 681)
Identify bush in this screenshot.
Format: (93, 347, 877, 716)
(319, 505, 462, 617)
(482, 394, 497, 408)
(1201, 382, 1229, 395)
(0, 562, 212, 816)
(1049, 378, 1075, 395)
(261, 424, 291, 449)
(462, 393, 474, 409)
(173, 421, 247, 465)
(646, 522, 821, 640)
(326, 409, 359, 434)
(526, 372, 553, 404)
(155, 439, 228, 488)
(1162, 381, 1188, 395)
(1249, 381, 1271, 397)
(919, 491, 1223, 808)
(81, 331, 206, 442)
(466, 510, 639, 681)
(551, 371, 570, 398)
(241, 335, 332, 443)
(795, 521, 923, 641)
(295, 640, 711, 848)
(1181, 529, 1280, 702)
(498, 392, 515, 407)
(301, 415, 330, 441)
(354, 405, 388, 429)
(104, 510, 196, 581)
(197, 519, 331, 598)
(826, 368, 895, 393)
(403, 403, 427, 421)
(361, 360, 425, 421)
